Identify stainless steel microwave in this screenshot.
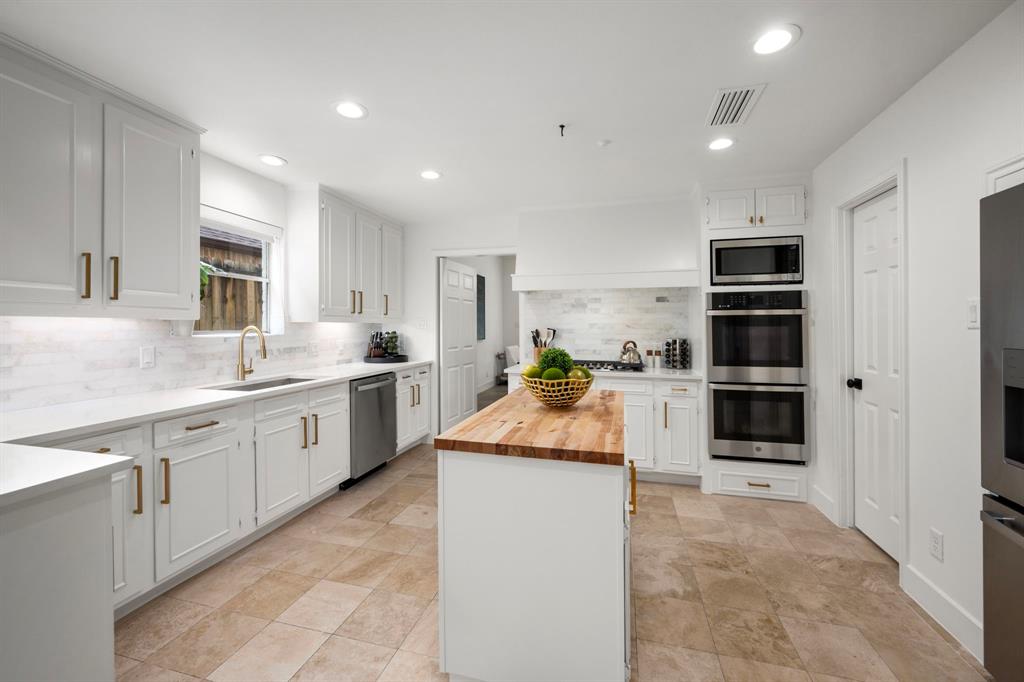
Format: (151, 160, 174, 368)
(710, 236, 803, 286)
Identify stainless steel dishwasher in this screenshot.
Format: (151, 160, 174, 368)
(349, 372, 397, 479)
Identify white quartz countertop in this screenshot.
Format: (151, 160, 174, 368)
(1, 361, 432, 445)
(504, 363, 702, 381)
(0, 442, 132, 508)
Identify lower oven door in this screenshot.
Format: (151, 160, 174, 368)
(708, 383, 809, 463)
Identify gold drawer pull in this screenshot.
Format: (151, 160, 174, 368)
(312, 414, 320, 446)
(160, 458, 171, 504)
(671, 386, 689, 393)
(350, 290, 356, 314)
(410, 387, 416, 407)
(133, 464, 143, 514)
(301, 416, 309, 449)
(95, 447, 111, 454)
(358, 290, 364, 314)
(109, 255, 120, 300)
(758, 215, 765, 224)
(81, 252, 92, 299)
(629, 459, 638, 515)
(747, 481, 772, 489)
(384, 293, 389, 316)
(184, 420, 219, 432)
(748, 216, 754, 225)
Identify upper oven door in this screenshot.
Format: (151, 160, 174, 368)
(711, 237, 803, 286)
(707, 309, 808, 384)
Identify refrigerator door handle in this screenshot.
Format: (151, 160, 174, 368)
(981, 510, 1024, 550)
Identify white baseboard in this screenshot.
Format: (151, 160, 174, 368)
(476, 377, 496, 392)
(901, 563, 984, 663)
(809, 484, 840, 525)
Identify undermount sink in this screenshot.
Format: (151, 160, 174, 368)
(207, 377, 316, 392)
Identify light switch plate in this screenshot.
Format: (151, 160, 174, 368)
(139, 346, 155, 369)
(929, 527, 944, 562)
(967, 297, 980, 329)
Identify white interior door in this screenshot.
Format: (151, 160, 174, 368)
(852, 188, 901, 559)
(440, 258, 477, 432)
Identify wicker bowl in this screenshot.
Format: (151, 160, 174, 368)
(520, 375, 594, 408)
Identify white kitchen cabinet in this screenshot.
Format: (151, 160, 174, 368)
(308, 384, 350, 496)
(656, 393, 700, 475)
(412, 366, 431, 437)
(154, 412, 242, 581)
(382, 222, 404, 320)
(320, 192, 358, 320)
(706, 185, 805, 229)
(254, 392, 310, 527)
(357, 213, 383, 321)
(623, 394, 655, 471)
(396, 371, 415, 449)
(397, 366, 430, 451)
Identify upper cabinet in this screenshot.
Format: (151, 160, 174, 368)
(0, 43, 201, 319)
(706, 185, 805, 229)
(287, 186, 403, 324)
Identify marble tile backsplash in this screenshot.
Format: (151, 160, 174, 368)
(0, 317, 378, 411)
(521, 288, 690, 361)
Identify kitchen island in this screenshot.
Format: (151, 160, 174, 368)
(435, 388, 631, 682)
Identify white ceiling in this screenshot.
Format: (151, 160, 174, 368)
(0, 1, 1010, 225)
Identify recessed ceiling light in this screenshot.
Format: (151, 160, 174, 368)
(420, 169, 442, 180)
(708, 138, 734, 151)
(335, 101, 368, 119)
(258, 154, 288, 167)
(754, 24, 801, 55)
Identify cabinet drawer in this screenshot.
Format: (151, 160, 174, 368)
(52, 426, 143, 458)
(415, 366, 431, 378)
(717, 470, 803, 501)
(594, 378, 653, 395)
(657, 382, 699, 398)
(254, 392, 309, 423)
(309, 382, 348, 407)
(397, 371, 415, 386)
(154, 407, 237, 448)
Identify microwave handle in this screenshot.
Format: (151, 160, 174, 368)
(706, 309, 806, 316)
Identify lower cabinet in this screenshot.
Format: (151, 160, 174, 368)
(623, 395, 656, 470)
(397, 366, 431, 451)
(396, 371, 415, 447)
(255, 392, 311, 527)
(308, 384, 350, 496)
(656, 390, 700, 475)
(413, 366, 431, 436)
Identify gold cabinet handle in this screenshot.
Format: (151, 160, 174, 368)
(160, 458, 170, 504)
(184, 420, 219, 432)
(350, 290, 356, 314)
(312, 414, 320, 446)
(358, 290, 363, 314)
(384, 293, 389, 316)
(81, 252, 92, 299)
(747, 216, 754, 225)
(410, 387, 416, 407)
(96, 447, 111, 454)
(301, 416, 309, 449)
(109, 255, 120, 300)
(133, 464, 143, 514)
(747, 481, 771, 489)
(671, 386, 689, 393)
(758, 215, 765, 224)
(414, 384, 420, 406)
(663, 401, 668, 429)
(629, 460, 638, 515)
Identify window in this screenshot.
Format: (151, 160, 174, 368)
(195, 226, 270, 332)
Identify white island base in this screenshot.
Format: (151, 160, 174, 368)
(438, 449, 630, 682)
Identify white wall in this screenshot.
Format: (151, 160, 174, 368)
(500, 255, 518, 351)
(451, 255, 515, 391)
(200, 153, 287, 227)
(808, 0, 1024, 659)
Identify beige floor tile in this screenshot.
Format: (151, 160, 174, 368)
(351, 498, 408, 523)
(325, 547, 404, 588)
(673, 496, 727, 520)
(638, 481, 680, 497)
(363, 524, 432, 554)
(636, 640, 724, 681)
(292, 635, 396, 681)
(766, 582, 852, 626)
(118, 662, 201, 681)
(714, 498, 781, 527)
(706, 605, 802, 668)
(767, 505, 838, 533)
(115, 655, 141, 678)
(318, 516, 387, 547)
(316, 491, 378, 518)
(414, 487, 439, 506)
(276, 580, 372, 633)
(686, 540, 755, 576)
(378, 650, 448, 682)
(377, 553, 439, 599)
(804, 555, 898, 593)
(839, 529, 895, 563)
(390, 503, 438, 528)
(632, 544, 701, 601)
(220, 570, 318, 620)
(147, 609, 268, 678)
(809, 675, 859, 682)
(744, 548, 820, 588)
(719, 655, 811, 681)
(730, 522, 796, 551)
(337, 589, 430, 648)
(228, 532, 308, 569)
(115, 596, 213, 660)
(639, 494, 678, 515)
(409, 534, 439, 558)
(678, 516, 738, 543)
(694, 567, 773, 613)
(633, 511, 684, 537)
(669, 484, 706, 500)
(863, 632, 985, 682)
(780, 617, 895, 681)
(780, 529, 863, 560)
(635, 594, 716, 653)
(377, 483, 428, 504)
(275, 540, 355, 579)
(827, 585, 945, 644)
(208, 621, 327, 682)
(401, 600, 439, 656)
(167, 562, 268, 608)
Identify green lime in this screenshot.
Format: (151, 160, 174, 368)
(567, 368, 587, 380)
(523, 364, 542, 379)
(541, 367, 566, 380)
(573, 365, 592, 379)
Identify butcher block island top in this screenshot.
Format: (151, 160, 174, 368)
(434, 387, 625, 466)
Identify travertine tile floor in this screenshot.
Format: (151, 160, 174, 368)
(115, 445, 991, 682)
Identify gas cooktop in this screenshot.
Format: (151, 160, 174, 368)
(574, 359, 645, 372)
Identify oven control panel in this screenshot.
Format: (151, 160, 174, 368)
(708, 290, 806, 310)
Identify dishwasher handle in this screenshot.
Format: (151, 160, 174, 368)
(356, 377, 397, 392)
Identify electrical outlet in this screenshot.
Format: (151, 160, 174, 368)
(929, 527, 944, 562)
(139, 346, 155, 369)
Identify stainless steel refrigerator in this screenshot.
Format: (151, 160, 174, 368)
(980, 181, 1024, 681)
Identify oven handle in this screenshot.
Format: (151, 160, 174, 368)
(706, 309, 806, 316)
(981, 511, 1024, 550)
(708, 383, 808, 393)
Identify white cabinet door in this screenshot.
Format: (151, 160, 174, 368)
(154, 430, 239, 580)
(707, 189, 755, 229)
(309, 386, 350, 495)
(755, 185, 805, 227)
(656, 397, 700, 474)
(413, 368, 431, 437)
(320, 193, 357, 320)
(397, 377, 414, 448)
(255, 394, 310, 527)
(382, 223, 403, 320)
(0, 55, 101, 310)
(103, 103, 196, 313)
(623, 395, 655, 470)
(356, 213, 382, 320)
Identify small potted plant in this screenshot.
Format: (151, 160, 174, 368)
(519, 347, 594, 407)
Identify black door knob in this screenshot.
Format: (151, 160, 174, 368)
(846, 378, 863, 390)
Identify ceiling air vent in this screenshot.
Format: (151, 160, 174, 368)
(705, 84, 766, 127)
